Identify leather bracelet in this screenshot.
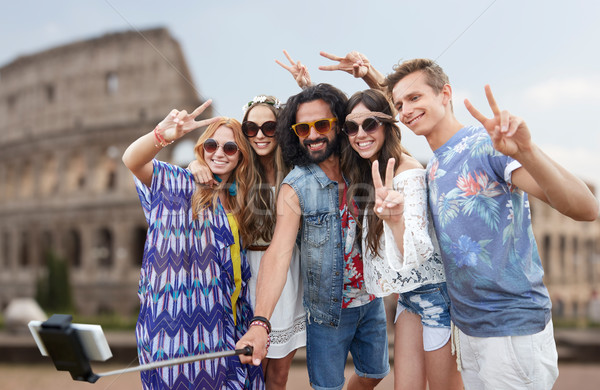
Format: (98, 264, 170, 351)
(250, 316, 271, 334)
(246, 245, 270, 251)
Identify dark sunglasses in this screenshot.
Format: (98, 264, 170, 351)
(242, 120, 277, 137)
(291, 118, 337, 137)
(203, 138, 239, 156)
(343, 117, 382, 136)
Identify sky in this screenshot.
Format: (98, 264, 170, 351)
(1, 0, 600, 191)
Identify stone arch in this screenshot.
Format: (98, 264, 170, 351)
(63, 229, 82, 268)
(4, 162, 16, 200)
(18, 230, 30, 267)
(106, 71, 118, 95)
(66, 152, 86, 192)
(40, 230, 53, 267)
(19, 159, 34, 198)
(559, 235, 566, 283)
(132, 226, 147, 267)
(95, 227, 113, 268)
(542, 234, 551, 275)
(96, 146, 120, 192)
(41, 153, 58, 196)
(1, 231, 8, 268)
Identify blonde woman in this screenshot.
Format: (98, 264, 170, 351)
(122, 101, 264, 390)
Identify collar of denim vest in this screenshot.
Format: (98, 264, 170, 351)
(305, 163, 349, 189)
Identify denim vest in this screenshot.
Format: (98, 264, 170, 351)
(283, 164, 345, 327)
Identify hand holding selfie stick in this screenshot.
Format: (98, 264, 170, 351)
(29, 314, 253, 384)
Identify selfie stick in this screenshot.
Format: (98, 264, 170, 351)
(31, 314, 253, 383)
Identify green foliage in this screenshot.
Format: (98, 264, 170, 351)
(35, 251, 73, 313)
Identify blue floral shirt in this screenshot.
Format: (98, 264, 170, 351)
(427, 126, 551, 337)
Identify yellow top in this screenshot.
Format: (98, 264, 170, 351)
(226, 213, 242, 325)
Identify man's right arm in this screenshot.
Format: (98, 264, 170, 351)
(318, 51, 385, 90)
(236, 184, 302, 365)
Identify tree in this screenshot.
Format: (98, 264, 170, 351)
(36, 251, 73, 312)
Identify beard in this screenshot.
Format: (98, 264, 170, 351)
(302, 135, 340, 164)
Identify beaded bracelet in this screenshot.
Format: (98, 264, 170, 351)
(153, 126, 174, 148)
(250, 320, 270, 334)
(249, 320, 271, 350)
(250, 316, 272, 334)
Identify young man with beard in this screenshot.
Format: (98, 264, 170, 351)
(237, 83, 390, 390)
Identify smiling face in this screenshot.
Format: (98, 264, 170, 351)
(295, 99, 339, 164)
(346, 102, 385, 162)
(246, 105, 277, 157)
(203, 125, 240, 182)
(391, 70, 449, 139)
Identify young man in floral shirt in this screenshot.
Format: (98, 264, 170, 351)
(383, 58, 598, 389)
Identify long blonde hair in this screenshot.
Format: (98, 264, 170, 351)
(191, 117, 257, 247)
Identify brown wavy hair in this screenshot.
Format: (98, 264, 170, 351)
(241, 96, 290, 244)
(340, 89, 409, 258)
(191, 117, 258, 247)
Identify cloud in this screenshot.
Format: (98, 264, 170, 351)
(523, 76, 600, 109)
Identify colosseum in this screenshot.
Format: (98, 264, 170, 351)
(0, 27, 211, 316)
(0, 27, 599, 322)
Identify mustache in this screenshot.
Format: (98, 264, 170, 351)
(303, 137, 329, 147)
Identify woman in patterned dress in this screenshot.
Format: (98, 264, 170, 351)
(190, 96, 306, 390)
(122, 100, 265, 390)
(340, 89, 463, 390)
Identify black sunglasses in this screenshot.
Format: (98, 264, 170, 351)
(242, 120, 277, 137)
(343, 117, 383, 136)
(203, 138, 239, 156)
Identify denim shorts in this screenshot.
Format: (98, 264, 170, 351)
(395, 282, 452, 329)
(306, 298, 390, 390)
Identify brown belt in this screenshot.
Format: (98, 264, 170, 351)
(246, 245, 269, 251)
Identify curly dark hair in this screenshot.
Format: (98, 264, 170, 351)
(276, 83, 348, 167)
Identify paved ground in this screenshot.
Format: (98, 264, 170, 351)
(3, 327, 599, 389)
(1, 361, 600, 389)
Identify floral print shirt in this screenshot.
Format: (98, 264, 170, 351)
(427, 126, 551, 337)
(340, 186, 375, 308)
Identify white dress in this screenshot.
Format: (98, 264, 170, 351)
(247, 242, 306, 358)
(363, 168, 446, 296)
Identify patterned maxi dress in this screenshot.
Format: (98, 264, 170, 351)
(134, 160, 264, 390)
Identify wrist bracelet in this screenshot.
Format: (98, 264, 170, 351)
(154, 126, 174, 148)
(249, 321, 271, 350)
(250, 316, 272, 334)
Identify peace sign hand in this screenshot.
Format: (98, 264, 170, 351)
(464, 85, 532, 159)
(372, 158, 404, 223)
(157, 100, 220, 143)
(318, 51, 370, 78)
(275, 50, 312, 89)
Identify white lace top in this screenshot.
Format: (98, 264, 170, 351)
(363, 168, 446, 296)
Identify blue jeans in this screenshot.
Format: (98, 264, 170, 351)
(396, 282, 452, 329)
(306, 298, 390, 390)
